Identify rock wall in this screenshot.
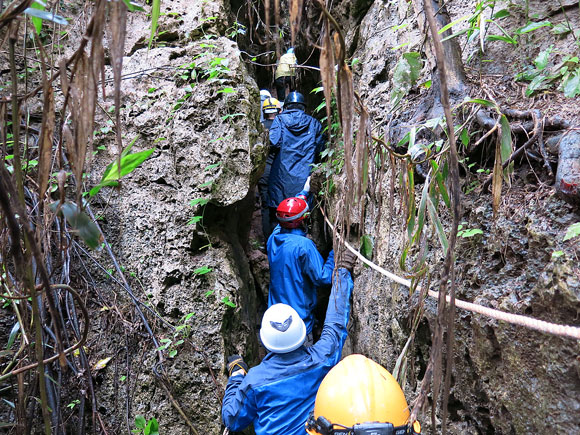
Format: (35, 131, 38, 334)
(83, 0, 580, 433)
(335, 0, 580, 433)
(84, 0, 265, 432)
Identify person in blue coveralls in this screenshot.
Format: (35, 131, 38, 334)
(265, 91, 325, 238)
(258, 97, 283, 241)
(221, 254, 356, 435)
(267, 189, 332, 345)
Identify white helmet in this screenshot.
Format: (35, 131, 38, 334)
(260, 89, 272, 99)
(260, 304, 306, 353)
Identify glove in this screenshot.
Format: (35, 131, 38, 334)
(302, 176, 311, 193)
(338, 249, 357, 272)
(227, 355, 248, 377)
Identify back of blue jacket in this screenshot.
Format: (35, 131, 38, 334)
(267, 226, 334, 334)
(267, 109, 325, 208)
(221, 269, 353, 435)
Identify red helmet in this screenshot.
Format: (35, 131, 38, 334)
(276, 196, 309, 228)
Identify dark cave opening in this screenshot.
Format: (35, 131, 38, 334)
(225, 0, 332, 348)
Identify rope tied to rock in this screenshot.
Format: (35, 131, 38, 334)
(324, 215, 580, 341)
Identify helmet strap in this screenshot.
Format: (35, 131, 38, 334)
(306, 411, 420, 435)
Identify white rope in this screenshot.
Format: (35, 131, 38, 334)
(326, 216, 580, 340)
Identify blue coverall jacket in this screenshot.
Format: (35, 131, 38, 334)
(221, 268, 353, 435)
(267, 109, 325, 208)
(267, 225, 334, 334)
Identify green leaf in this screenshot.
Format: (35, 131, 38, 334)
(402, 52, 422, 84)
(430, 160, 450, 209)
(359, 235, 374, 261)
(50, 202, 103, 249)
(464, 98, 496, 108)
(122, 0, 145, 12)
(391, 54, 421, 106)
(90, 136, 152, 197)
(221, 113, 245, 121)
(204, 163, 221, 171)
(399, 245, 410, 271)
(221, 296, 236, 308)
(426, 196, 448, 255)
(23, 7, 68, 26)
(517, 21, 552, 34)
(217, 87, 236, 94)
(193, 266, 212, 275)
(514, 66, 540, 82)
(134, 416, 146, 430)
(100, 149, 154, 185)
(437, 14, 471, 35)
(189, 198, 210, 207)
(168, 349, 177, 358)
(562, 70, 580, 98)
(187, 216, 203, 225)
(533, 46, 552, 70)
(493, 9, 510, 19)
(459, 228, 483, 238)
(412, 180, 430, 244)
(551, 250, 564, 258)
(486, 34, 517, 44)
(525, 74, 548, 96)
(552, 22, 571, 35)
(29, 1, 45, 34)
(499, 115, 512, 164)
(440, 28, 469, 43)
(182, 312, 195, 322)
(563, 222, 580, 241)
(6, 322, 20, 350)
(148, 0, 161, 49)
(460, 128, 469, 147)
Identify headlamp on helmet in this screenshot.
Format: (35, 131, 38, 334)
(305, 355, 421, 435)
(306, 414, 421, 435)
(262, 97, 281, 114)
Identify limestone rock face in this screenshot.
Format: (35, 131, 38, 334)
(87, 2, 264, 433)
(334, 1, 580, 434)
(85, 0, 580, 433)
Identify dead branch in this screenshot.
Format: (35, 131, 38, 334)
(0, 285, 89, 381)
(410, 2, 461, 432)
(481, 116, 542, 191)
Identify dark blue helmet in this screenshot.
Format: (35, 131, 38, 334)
(284, 91, 305, 106)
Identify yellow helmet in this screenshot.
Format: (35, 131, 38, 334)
(305, 354, 421, 435)
(262, 97, 281, 114)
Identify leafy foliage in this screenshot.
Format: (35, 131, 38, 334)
(0, 2, 176, 433)
(148, 0, 161, 49)
(563, 223, 580, 241)
(24, 4, 68, 28)
(193, 266, 212, 275)
(89, 136, 153, 197)
(133, 416, 159, 435)
(391, 52, 422, 108)
(50, 202, 103, 249)
(359, 235, 374, 261)
(514, 46, 580, 98)
(457, 224, 483, 238)
(221, 296, 236, 308)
